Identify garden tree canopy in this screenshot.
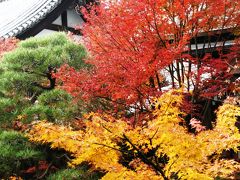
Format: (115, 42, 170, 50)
(28, 90, 240, 179)
(0, 0, 239, 179)
(57, 0, 239, 124)
(0, 33, 88, 123)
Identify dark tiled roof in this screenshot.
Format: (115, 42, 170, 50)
(0, 0, 62, 38)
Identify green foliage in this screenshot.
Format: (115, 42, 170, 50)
(0, 33, 88, 124)
(0, 98, 19, 123)
(23, 89, 78, 123)
(47, 168, 81, 180)
(0, 130, 44, 178)
(47, 166, 104, 180)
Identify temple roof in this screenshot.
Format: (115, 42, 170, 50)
(0, 0, 75, 39)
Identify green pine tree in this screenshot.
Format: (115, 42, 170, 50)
(0, 33, 88, 125)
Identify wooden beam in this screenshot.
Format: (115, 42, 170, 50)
(61, 10, 68, 27)
(45, 24, 82, 35)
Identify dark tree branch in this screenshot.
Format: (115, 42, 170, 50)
(32, 66, 56, 90)
(123, 134, 168, 180)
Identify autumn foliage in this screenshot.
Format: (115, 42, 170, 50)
(0, 38, 18, 58)
(28, 1, 239, 178)
(57, 0, 239, 106)
(27, 90, 240, 179)
(0, 0, 239, 179)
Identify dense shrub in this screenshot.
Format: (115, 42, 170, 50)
(47, 166, 104, 180)
(0, 130, 44, 178)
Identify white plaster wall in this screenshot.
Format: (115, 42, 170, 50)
(51, 9, 83, 27)
(36, 9, 83, 37)
(67, 9, 84, 28)
(36, 29, 58, 37)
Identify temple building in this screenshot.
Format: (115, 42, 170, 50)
(0, 0, 96, 39)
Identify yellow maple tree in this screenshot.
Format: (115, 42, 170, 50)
(27, 90, 240, 179)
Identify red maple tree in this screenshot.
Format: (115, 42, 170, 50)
(0, 38, 19, 58)
(57, 0, 239, 123)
